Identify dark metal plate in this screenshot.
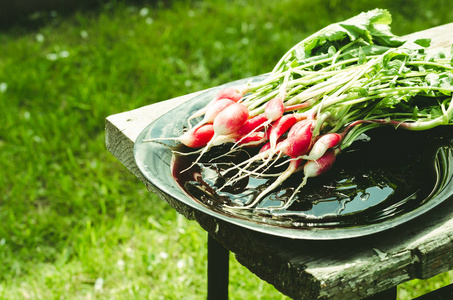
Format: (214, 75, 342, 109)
(134, 77, 453, 240)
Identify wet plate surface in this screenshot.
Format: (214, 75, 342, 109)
(134, 79, 453, 240)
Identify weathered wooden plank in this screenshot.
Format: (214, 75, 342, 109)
(105, 23, 453, 299)
(404, 22, 453, 50)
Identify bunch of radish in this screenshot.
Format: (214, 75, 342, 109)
(145, 9, 453, 211)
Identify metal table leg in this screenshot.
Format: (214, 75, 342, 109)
(207, 234, 229, 300)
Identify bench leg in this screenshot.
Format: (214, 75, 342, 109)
(207, 234, 229, 300)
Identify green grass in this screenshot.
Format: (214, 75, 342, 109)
(0, 0, 453, 299)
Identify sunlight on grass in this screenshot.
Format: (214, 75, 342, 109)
(1, 0, 453, 299)
(398, 271, 453, 299)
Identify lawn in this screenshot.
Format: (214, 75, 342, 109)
(1, 0, 453, 299)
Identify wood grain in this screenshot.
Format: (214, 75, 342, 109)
(106, 23, 453, 299)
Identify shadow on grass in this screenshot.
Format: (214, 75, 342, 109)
(0, 0, 167, 31)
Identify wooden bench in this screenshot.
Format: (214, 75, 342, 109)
(105, 23, 453, 299)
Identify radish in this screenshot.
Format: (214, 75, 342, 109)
(235, 158, 304, 209)
(277, 120, 314, 158)
(287, 119, 313, 137)
(236, 131, 267, 146)
(268, 114, 297, 150)
(242, 97, 286, 141)
(182, 124, 215, 148)
(213, 130, 267, 148)
(214, 87, 243, 102)
(264, 66, 290, 122)
(303, 149, 338, 178)
(299, 133, 341, 161)
(187, 87, 244, 126)
(192, 98, 235, 129)
(215, 114, 268, 150)
(219, 141, 275, 180)
(265, 96, 285, 121)
(143, 123, 214, 148)
(219, 149, 283, 193)
(237, 114, 268, 136)
(183, 102, 250, 172)
(220, 121, 312, 186)
(213, 103, 250, 136)
(259, 141, 272, 154)
(210, 114, 267, 145)
(225, 132, 333, 210)
(280, 149, 339, 210)
(220, 121, 312, 199)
